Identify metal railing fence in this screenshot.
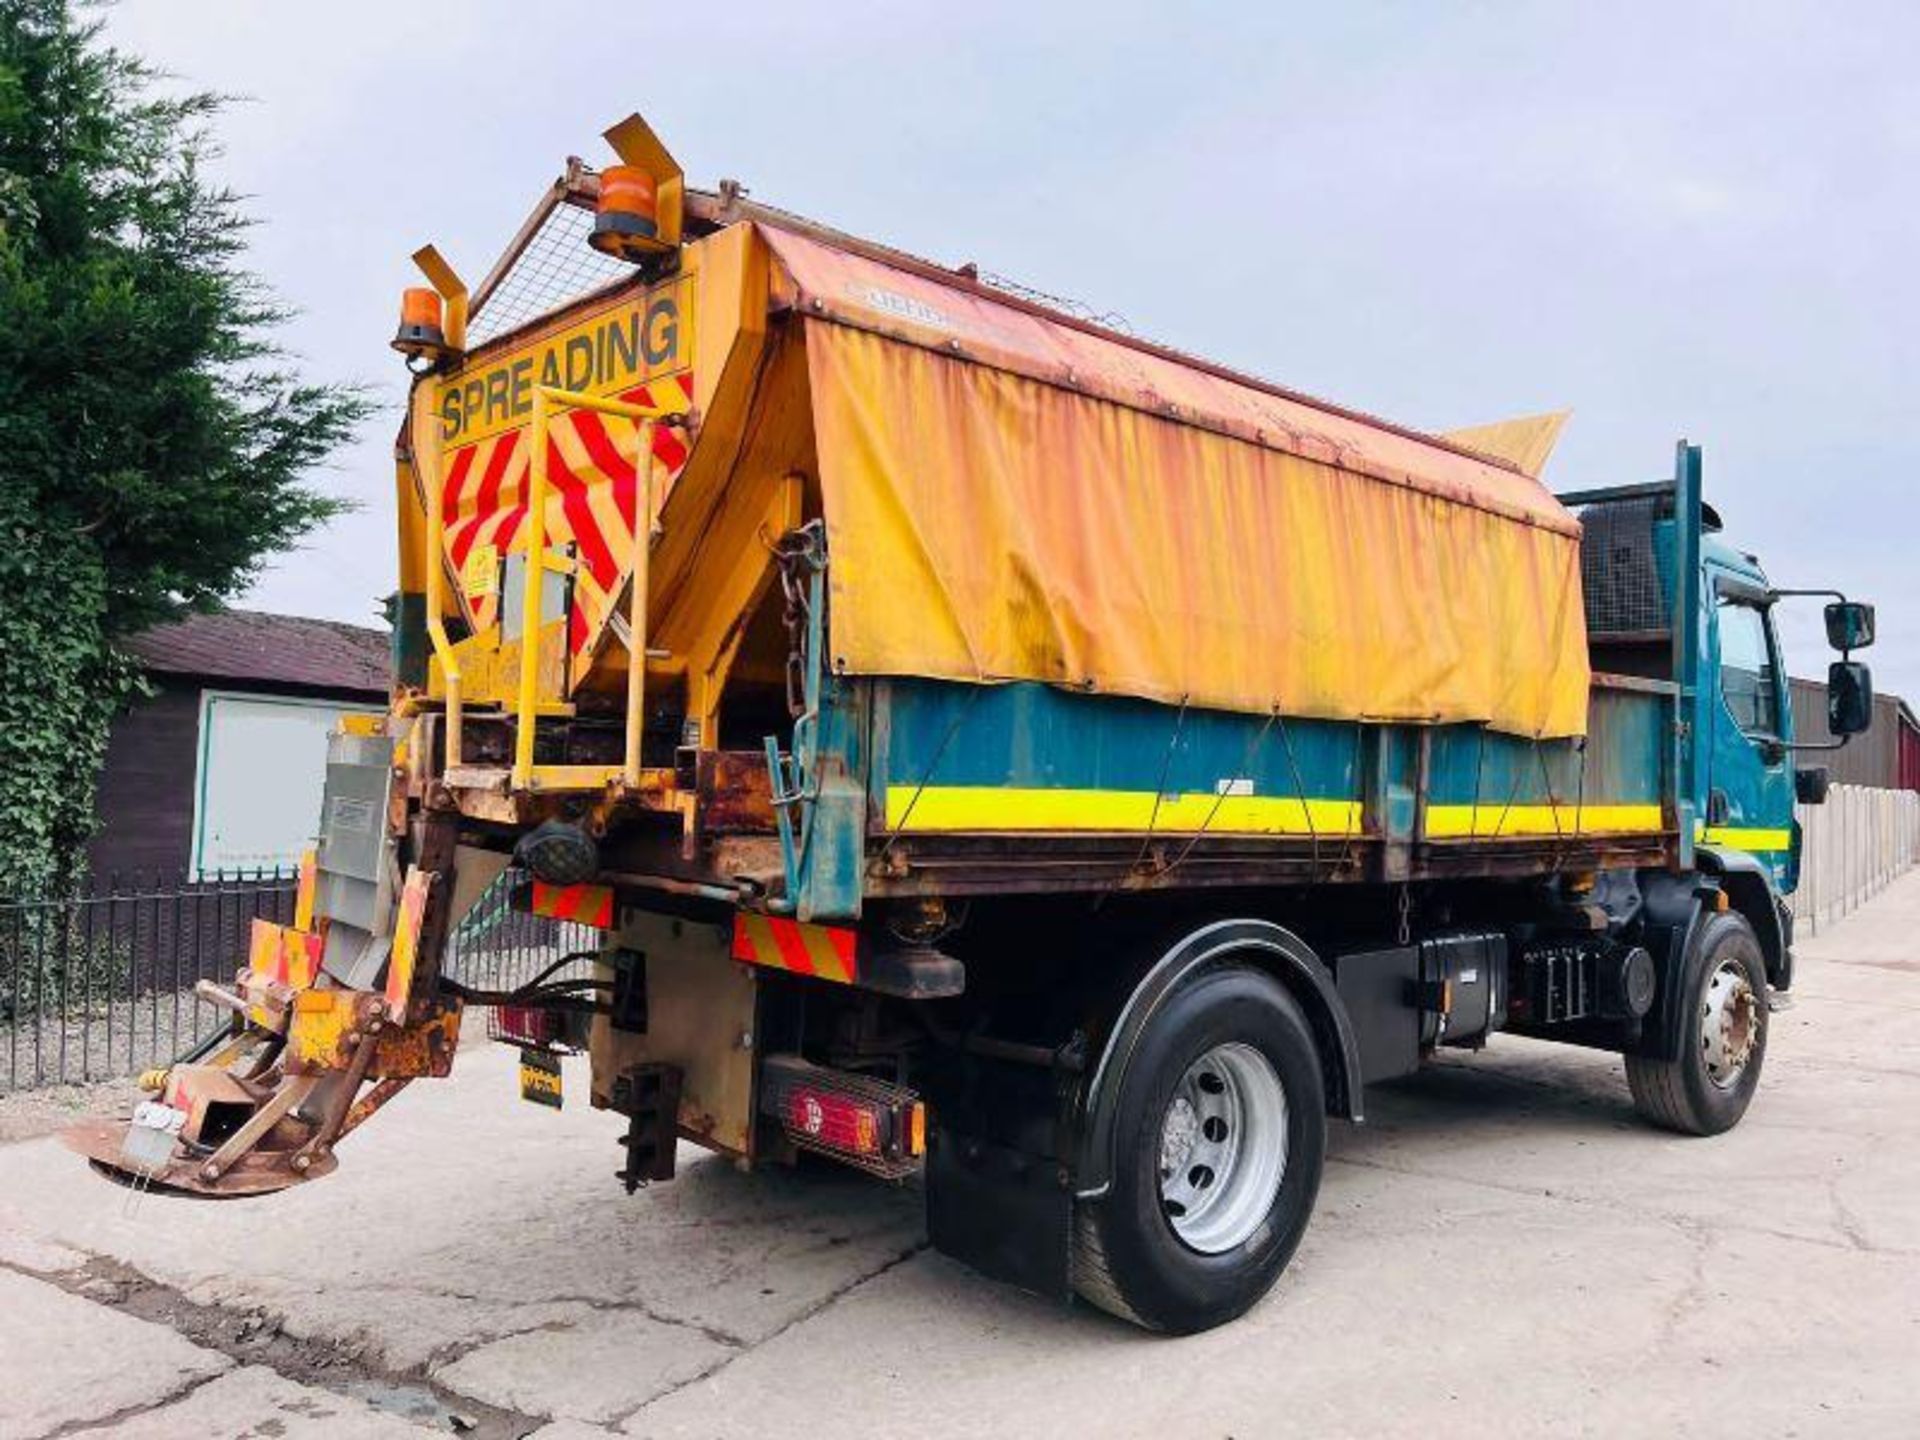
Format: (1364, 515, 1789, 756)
(0, 867, 597, 1096)
(0, 870, 296, 1093)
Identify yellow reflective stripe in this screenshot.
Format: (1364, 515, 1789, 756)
(881, 789, 1667, 841)
(1701, 826, 1793, 853)
(882, 786, 1362, 835)
(1423, 803, 1665, 839)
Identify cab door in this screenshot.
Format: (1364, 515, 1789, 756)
(1705, 576, 1796, 885)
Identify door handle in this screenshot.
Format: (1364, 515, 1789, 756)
(1707, 788, 1730, 825)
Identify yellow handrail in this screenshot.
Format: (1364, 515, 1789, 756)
(418, 404, 463, 769)
(513, 385, 677, 792)
(410, 246, 471, 773)
(625, 431, 657, 788)
(512, 386, 550, 788)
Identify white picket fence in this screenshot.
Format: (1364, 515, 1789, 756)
(1789, 784, 1920, 936)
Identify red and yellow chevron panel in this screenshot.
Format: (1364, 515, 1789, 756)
(731, 914, 860, 985)
(526, 880, 616, 929)
(387, 866, 433, 1021)
(248, 919, 322, 991)
(439, 371, 696, 659)
(294, 846, 318, 932)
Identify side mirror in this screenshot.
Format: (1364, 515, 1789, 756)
(1795, 766, 1830, 805)
(1825, 600, 1875, 651)
(1827, 660, 1874, 736)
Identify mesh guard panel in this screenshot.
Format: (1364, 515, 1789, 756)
(1579, 498, 1670, 636)
(467, 201, 636, 347)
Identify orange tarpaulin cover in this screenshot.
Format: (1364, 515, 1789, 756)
(1441, 411, 1572, 479)
(766, 228, 1590, 739)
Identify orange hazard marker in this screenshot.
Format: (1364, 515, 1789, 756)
(730, 914, 860, 985)
(526, 881, 617, 929)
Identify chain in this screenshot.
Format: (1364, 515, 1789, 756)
(769, 520, 828, 719)
(1396, 884, 1412, 947)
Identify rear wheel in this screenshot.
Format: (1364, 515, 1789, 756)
(1626, 911, 1768, 1135)
(1072, 965, 1325, 1333)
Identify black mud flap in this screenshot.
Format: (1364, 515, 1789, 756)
(926, 1126, 1073, 1302)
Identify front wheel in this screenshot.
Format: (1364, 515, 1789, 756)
(1625, 911, 1769, 1135)
(1072, 965, 1325, 1333)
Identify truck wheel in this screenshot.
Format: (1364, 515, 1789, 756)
(1072, 965, 1325, 1333)
(1625, 911, 1768, 1136)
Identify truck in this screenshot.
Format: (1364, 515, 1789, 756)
(72, 113, 1880, 1334)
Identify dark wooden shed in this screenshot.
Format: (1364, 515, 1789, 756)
(88, 611, 391, 882)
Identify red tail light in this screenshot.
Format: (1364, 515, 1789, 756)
(490, 1004, 561, 1049)
(758, 1054, 924, 1179)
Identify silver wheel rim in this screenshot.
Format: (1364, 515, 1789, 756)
(1701, 958, 1760, 1088)
(1157, 1041, 1288, 1254)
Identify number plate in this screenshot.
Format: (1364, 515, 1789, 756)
(519, 1048, 563, 1109)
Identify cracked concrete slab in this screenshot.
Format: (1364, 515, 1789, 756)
(0, 1208, 86, 1276)
(524, 1422, 628, 1440)
(624, 1180, 1709, 1438)
(432, 1308, 735, 1423)
(0, 1045, 924, 1373)
(248, 1287, 601, 1375)
(107, 1365, 442, 1438)
(0, 1267, 229, 1438)
(2, 874, 1918, 1437)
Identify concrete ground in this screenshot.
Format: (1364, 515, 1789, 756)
(2, 881, 1917, 1440)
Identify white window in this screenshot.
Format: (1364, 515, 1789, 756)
(189, 692, 382, 878)
(1717, 599, 1780, 738)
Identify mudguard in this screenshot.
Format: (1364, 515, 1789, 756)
(1696, 846, 1792, 989)
(1072, 918, 1363, 1202)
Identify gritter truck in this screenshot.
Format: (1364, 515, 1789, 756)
(72, 113, 1880, 1334)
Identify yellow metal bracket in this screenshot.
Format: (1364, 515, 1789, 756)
(602, 113, 684, 250)
(410, 245, 469, 352)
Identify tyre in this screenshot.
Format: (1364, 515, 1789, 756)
(1072, 965, 1325, 1333)
(1625, 911, 1768, 1136)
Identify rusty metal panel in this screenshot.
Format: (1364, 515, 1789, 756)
(286, 988, 460, 1079)
(697, 749, 775, 833)
(589, 911, 757, 1157)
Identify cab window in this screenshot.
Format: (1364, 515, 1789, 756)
(1717, 597, 1780, 737)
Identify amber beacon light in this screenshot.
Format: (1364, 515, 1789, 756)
(588, 113, 686, 265)
(590, 165, 665, 259)
(391, 286, 452, 365)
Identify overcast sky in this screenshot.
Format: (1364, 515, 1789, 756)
(106, 2, 1919, 698)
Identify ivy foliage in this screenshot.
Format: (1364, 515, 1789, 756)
(0, 0, 368, 898)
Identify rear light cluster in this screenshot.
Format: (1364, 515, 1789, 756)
(489, 1004, 578, 1052)
(758, 1055, 925, 1180)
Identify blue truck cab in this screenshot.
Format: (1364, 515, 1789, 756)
(1565, 445, 1876, 995)
(1698, 531, 1799, 892)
